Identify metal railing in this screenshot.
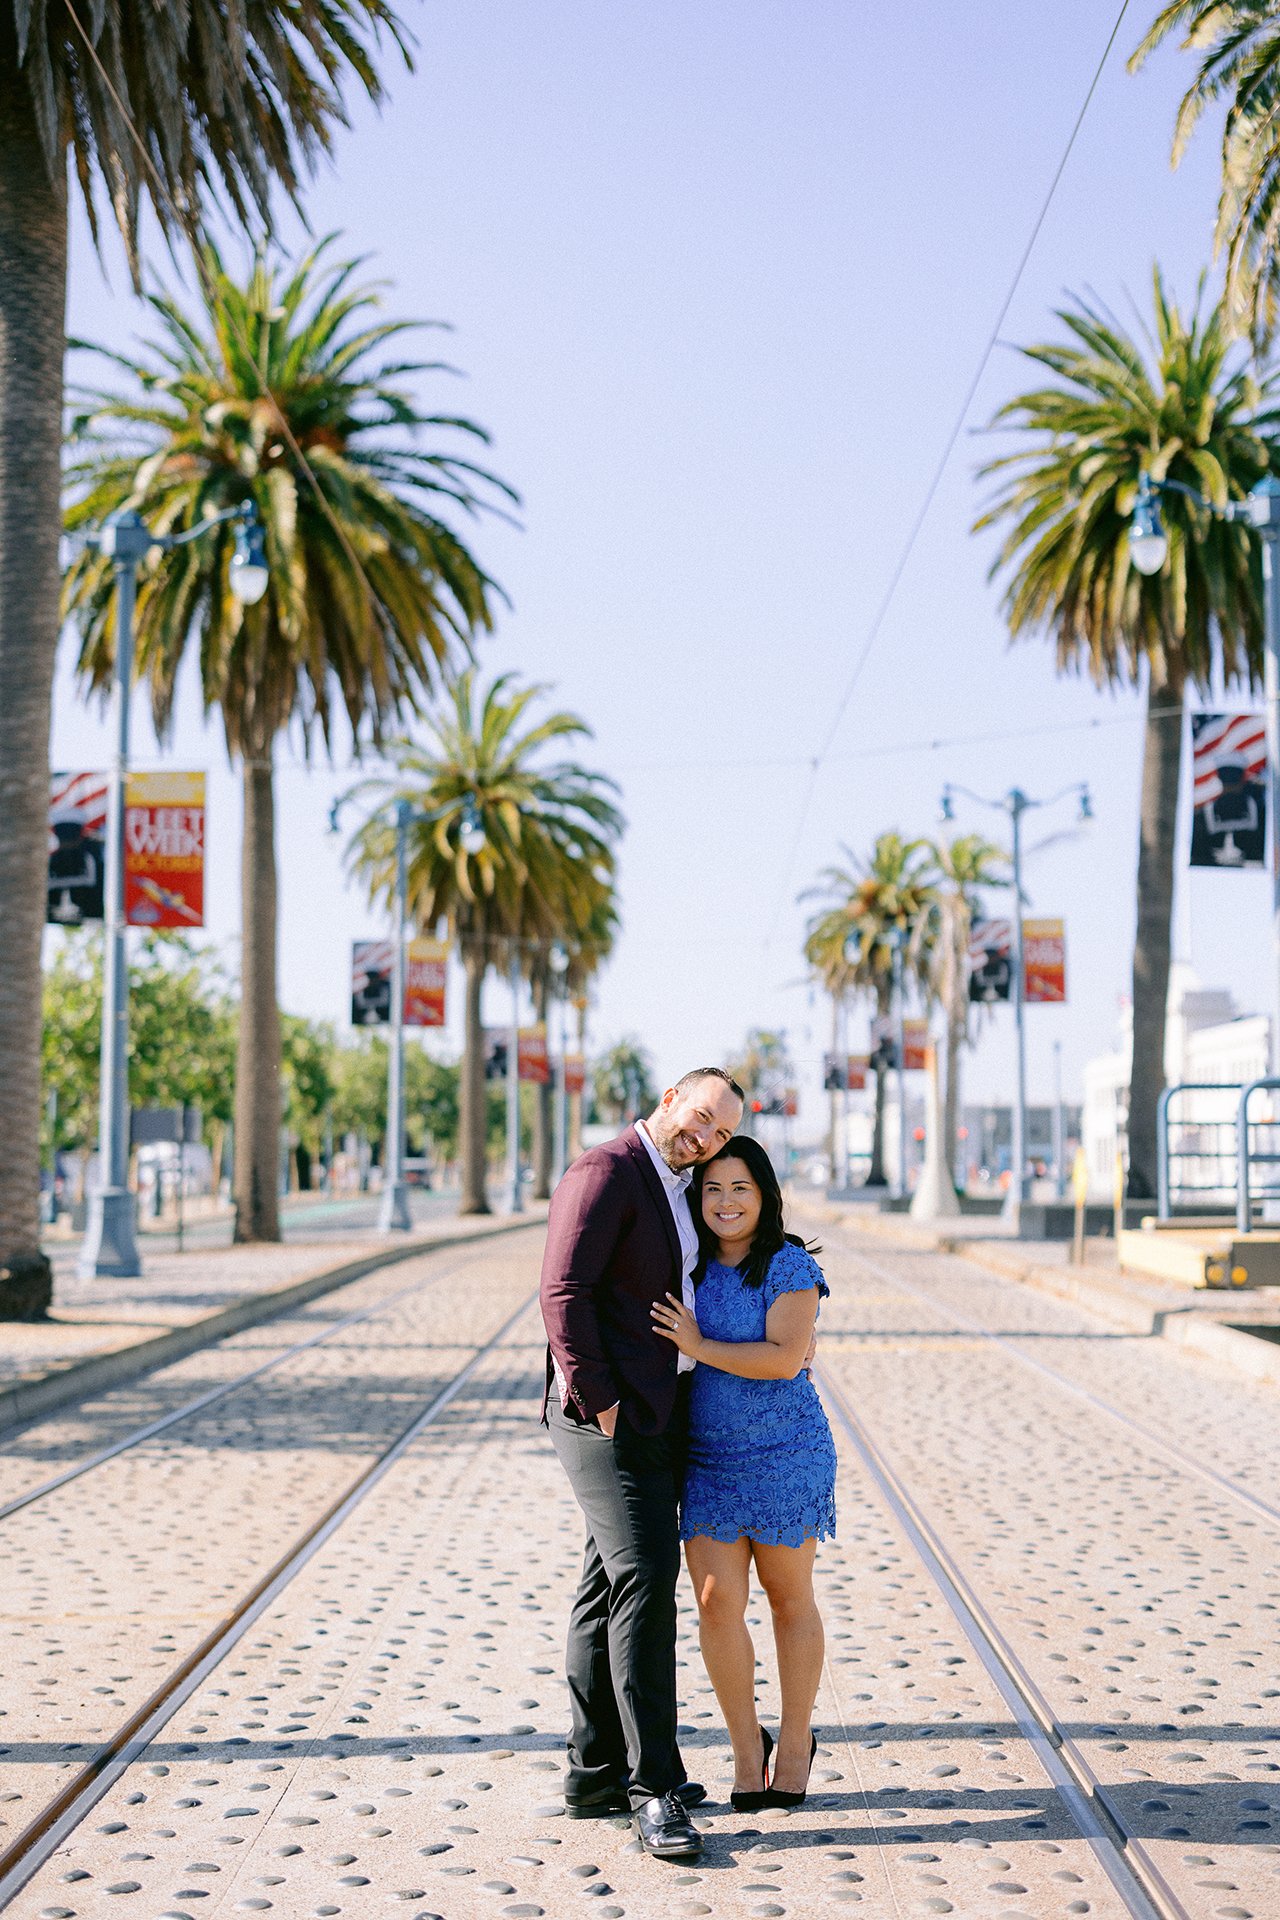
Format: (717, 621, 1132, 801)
(1156, 1082, 1242, 1220)
(1236, 1077, 1280, 1231)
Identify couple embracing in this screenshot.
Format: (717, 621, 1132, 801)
(539, 1067, 837, 1862)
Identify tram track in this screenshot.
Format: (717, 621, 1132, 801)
(0, 1224, 541, 1524)
(830, 1230, 1280, 1534)
(0, 1285, 541, 1910)
(819, 1362, 1187, 1920)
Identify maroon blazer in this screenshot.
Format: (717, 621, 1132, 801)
(540, 1125, 684, 1436)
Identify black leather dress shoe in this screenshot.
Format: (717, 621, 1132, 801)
(633, 1791, 702, 1860)
(673, 1780, 707, 1809)
(564, 1787, 629, 1819)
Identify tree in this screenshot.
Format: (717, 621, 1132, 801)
(976, 271, 1275, 1197)
(281, 1016, 337, 1190)
(64, 241, 511, 1244)
(1133, 4, 1280, 344)
(592, 1039, 657, 1129)
(728, 1029, 794, 1126)
(922, 834, 1007, 1187)
(0, 0, 411, 1310)
(347, 672, 623, 1213)
(42, 934, 237, 1156)
(802, 834, 935, 1187)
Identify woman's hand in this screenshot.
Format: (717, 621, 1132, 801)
(650, 1291, 704, 1360)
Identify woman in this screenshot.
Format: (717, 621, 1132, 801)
(651, 1135, 835, 1811)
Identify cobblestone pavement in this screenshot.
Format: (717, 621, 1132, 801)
(3, 1224, 1278, 1918)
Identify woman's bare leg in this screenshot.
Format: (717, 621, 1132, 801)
(684, 1535, 765, 1792)
(752, 1538, 823, 1793)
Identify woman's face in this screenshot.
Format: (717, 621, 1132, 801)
(701, 1157, 763, 1245)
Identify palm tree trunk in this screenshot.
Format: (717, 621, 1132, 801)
(569, 999, 586, 1160)
(1127, 679, 1183, 1201)
(459, 944, 490, 1213)
(866, 986, 892, 1187)
(233, 746, 282, 1242)
(0, 51, 66, 1317)
(828, 993, 841, 1185)
(945, 1012, 964, 1190)
(532, 971, 552, 1200)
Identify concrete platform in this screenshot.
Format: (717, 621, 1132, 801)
(1117, 1224, 1280, 1290)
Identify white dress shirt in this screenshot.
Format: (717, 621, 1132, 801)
(636, 1119, 699, 1375)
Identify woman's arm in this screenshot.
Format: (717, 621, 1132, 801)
(651, 1288, 818, 1381)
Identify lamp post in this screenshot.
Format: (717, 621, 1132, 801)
(79, 502, 267, 1280)
(378, 801, 414, 1233)
(507, 947, 524, 1213)
(549, 942, 570, 1187)
(1128, 470, 1280, 1073)
(941, 779, 1091, 1235)
(845, 924, 911, 1200)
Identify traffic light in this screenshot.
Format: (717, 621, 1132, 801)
(485, 1036, 509, 1080)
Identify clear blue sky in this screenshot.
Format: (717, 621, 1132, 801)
(49, 0, 1275, 1121)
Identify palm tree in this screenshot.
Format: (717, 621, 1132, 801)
(976, 270, 1276, 1198)
(0, 0, 407, 1312)
(63, 241, 512, 1241)
(923, 834, 1007, 1189)
(1133, 4, 1280, 344)
(347, 672, 623, 1214)
(803, 833, 935, 1188)
(563, 892, 620, 1163)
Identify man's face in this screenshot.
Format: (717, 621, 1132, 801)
(648, 1077, 742, 1171)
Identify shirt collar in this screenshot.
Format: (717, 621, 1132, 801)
(637, 1119, 693, 1192)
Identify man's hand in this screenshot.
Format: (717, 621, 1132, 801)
(595, 1403, 619, 1438)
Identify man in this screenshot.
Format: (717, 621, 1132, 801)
(540, 1067, 744, 1861)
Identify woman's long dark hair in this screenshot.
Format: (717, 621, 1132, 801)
(691, 1134, 820, 1289)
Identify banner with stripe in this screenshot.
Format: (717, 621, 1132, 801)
(1190, 712, 1266, 869)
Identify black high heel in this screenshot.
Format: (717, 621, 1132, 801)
(763, 1730, 816, 1808)
(730, 1725, 774, 1812)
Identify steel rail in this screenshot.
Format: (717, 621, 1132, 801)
(0, 1286, 540, 1910)
(836, 1234, 1280, 1532)
(0, 1226, 541, 1524)
(818, 1364, 1187, 1920)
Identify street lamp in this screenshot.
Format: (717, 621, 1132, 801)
(941, 779, 1091, 1235)
(845, 923, 910, 1199)
(79, 502, 267, 1280)
(1126, 469, 1280, 1072)
(549, 942, 570, 1187)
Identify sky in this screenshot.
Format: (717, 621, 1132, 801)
(48, 0, 1280, 1129)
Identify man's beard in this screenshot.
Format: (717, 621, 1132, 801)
(648, 1110, 696, 1171)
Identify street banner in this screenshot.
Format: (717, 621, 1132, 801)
(1190, 711, 1266, 868)
(968, 918, 1013, 1003)
(870, 1018, 928, 1071)
(565, 1054, 586, 1096)
(351, 940, 393, 1026)
(1024, 918, 1066, 1004)
(846, 1054, 869, 1091)
(48, 771, 108, 925)
(404, 938, 447, 1027)
(484, 1030, 509, 1079)
(124, 771, 205, 927)
(518, 1025, 550, 1084)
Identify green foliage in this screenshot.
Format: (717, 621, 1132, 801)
(63, 241, 514, 758)
(328, 1034, 470, 1161)
(43, 934, 237, 1151)
(975, 270, 1276, 695)
(802, 832, 937, 1012)
(281, 1016, 337, 1150)
(592, 1039, 657, 1126)
(729, 1030, 794, 1111)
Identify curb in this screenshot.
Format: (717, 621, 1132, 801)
(797, 1199, 1280, 1392)
(0, 1214, 544, 1435)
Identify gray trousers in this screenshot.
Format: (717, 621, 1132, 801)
(547, 1389, 690, 1808)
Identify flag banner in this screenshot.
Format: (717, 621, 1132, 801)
(822, 1052, 842, 1091)
(48, 771, 108, 925)
(969, 918, 1013, 1002)
(404, 938, 447, 1027)
(518, 1025, 550, 1084)
(846, 1053, 869, 1091)
(565, 1054, 586, 1096)
(484, 1030, 509, 1079)
(870, 1018, 928, 1072)
(124, 771, 205, 927)
(1023, 918, 1066, 1003)
(351, 940, 393, 1025)
(1190, 711, 1266, 868)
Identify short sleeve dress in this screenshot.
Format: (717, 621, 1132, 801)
(680, 1240, 837, 1547)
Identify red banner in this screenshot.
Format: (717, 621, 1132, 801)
(1023, 918, 1066, 1004)
(565, 1053, 586, 1096)
(404, 939, 447, 1027)
(125, 772, 205, 927)
(518, 1026, 550, 1084)
(846, 1053, 868, 1091)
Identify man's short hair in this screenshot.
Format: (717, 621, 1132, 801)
(673, 1066, 745, 1105)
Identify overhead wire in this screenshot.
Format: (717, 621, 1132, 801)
(763, 0, 1135, 949)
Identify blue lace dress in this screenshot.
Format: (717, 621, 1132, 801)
(681, 1241, 837, 1547)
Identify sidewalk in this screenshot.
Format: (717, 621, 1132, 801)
(800, 1194, 1280, 1388)
(0, 1199, 546, 1430)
